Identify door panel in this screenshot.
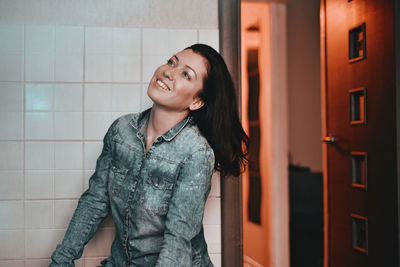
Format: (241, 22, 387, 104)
(324, 0, 397, 266)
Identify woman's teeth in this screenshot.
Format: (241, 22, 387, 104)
(156, 79, 170, 91)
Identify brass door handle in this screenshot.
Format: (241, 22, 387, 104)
(322, 136, 336, 143)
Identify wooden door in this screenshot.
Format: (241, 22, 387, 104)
(323, 0, 398, 266)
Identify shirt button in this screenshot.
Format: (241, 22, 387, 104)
(154, 183, 158, 187)
(134, 180, 137, 185)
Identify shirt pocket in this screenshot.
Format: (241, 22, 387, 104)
(108, 161, 130, 197)
(139, 173, 175, 216)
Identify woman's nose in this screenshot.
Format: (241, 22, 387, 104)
(163, 68, 175, 80)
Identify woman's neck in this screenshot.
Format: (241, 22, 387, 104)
(145, 105, 189, 152)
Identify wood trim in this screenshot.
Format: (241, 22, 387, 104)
(218, 0, 243, 266)
(395, 0, 400, 265)
(319, 0, 328, 267)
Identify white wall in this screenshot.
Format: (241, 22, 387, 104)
(287, 0, 322, 172)
(0, 1, 221, 266)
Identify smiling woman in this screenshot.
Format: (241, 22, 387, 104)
(49, 43, 249, 267)
(147, 50, 208, 126)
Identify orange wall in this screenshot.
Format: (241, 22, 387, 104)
(241, 2, 289, 267)
(287, 0, 322, 172)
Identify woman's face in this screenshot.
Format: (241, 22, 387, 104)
(147, 49, 208, 112)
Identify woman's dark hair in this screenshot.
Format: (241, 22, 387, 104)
(186, 43, 249, 177)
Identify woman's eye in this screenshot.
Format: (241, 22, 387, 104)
(183, 71, 190, 80)
(167, 59, 174, 65)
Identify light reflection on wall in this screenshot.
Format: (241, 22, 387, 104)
(241, 1, 289, 266)
(26, 84, 53, 110)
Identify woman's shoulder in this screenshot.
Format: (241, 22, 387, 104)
(113, 112, 136, 125)
(108, 111, 144, 131)
(180, 123, 214, 156)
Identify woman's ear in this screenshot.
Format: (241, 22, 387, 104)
(189, 97, 205, 111)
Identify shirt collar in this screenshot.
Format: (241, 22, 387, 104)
(129, 108, 193, 142)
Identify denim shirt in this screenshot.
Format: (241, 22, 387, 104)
(50, 109, 215, 267)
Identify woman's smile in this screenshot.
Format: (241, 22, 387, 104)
(156, 79, 171, 91)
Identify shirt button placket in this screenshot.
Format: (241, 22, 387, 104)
(123, 208, 130, 264)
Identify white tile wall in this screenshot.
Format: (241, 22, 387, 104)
(0, 21, 220, 266)
(84, 141, 103, 170)
(0, 201, 24, 229)
(0, 112, 23, 140)
(199, 29, 220, 52)
(26, 83, 53, 111)
(25, 142, 55, 170)
(85, 27, 141, 83)
(24, 200, 54, 229)
(142, 54, 167, 83)
(0, 25, 24, 82)
(0, 171, 24, 199)
(85, 54, 113, 82)
(0, 260, 25, 267)
(0, 0, 219, 29)
(203, 197, 222, 225)
(0, 142, 23, 170)
(141, 83, 153, 110)
(111, 84, 141, 112)
(54, 84, 82, 111)
(54, 112, 83, 140)
(54, 171, 83, 198)
(0, 83, 24, 111)
(167, 29, 198, 55)
(0, 230, 25, 259)
(54, 200, 78, 228)
(85, 84, 112, 111)
(25, 112, 54, 139)
(0, 53, 24, 81)
(25, 25, 56, 82)
(204, 224, 222, 253)
(54, 142, 83, 169)
(24, 259, 52, 267)
(25, 170, 54, 199)
(55, 26, 84, 82)
(84, 112, 113, 140)
(142, 29, 169, 56)
(25, 229, 65, 258)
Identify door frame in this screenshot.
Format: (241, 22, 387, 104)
(395, 0, 400, 265)
(219, 1, 291, 266)
(218, 0, 243, 266)
(319, 1, 328, 267)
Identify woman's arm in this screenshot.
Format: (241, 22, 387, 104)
(49, 120, 117, 267)
(155, 147, 215, 267)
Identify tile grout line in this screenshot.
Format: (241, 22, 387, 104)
(53, 24, 57, 231)
(3, 81, 143, 84)
(140, 27, 143, 110)
(82, 25, 87, 266)
(23, 23, 27, 266)
(47, 24, 57, 244)
(82, 25, 86, 223)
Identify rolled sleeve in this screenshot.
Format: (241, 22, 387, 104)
(155, 147, 215, 267)
(50, 120, 117, 266)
